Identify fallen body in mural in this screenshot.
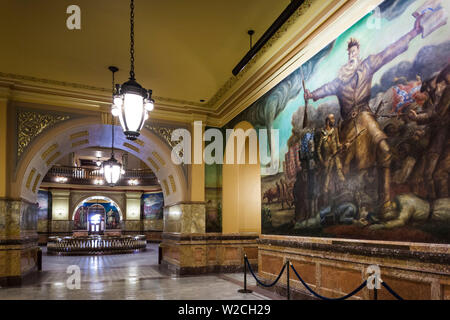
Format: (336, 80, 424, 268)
(294, 191, 449, 227)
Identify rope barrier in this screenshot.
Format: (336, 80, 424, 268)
(290, 263, 367, 300)
(381, 281, 404, 300)
(245, 256, 286, 288)
(240, 255, 404, 300)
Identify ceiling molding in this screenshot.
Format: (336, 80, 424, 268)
(0, 71, 205, 107)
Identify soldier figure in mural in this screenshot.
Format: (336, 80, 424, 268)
(408, 64, 450, 199)
(317, 114, 346, 199)
(299, 133, 319, 219)
(304, 15, 425, 219)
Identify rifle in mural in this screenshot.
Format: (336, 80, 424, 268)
(301, 67, 308, 129)
(329, 128, 366, 160)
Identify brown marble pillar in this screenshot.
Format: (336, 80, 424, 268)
(0, 198, 39, 286)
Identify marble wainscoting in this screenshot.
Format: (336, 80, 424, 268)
(160, 233, 259, 275)
(163, 203, 206, 234)
(143, 219, 163, 243)
(0, 199, 39, 286)
(122, 220, 143, 235)
(257, 235, 450, 300)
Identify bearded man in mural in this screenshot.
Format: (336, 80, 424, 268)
(304, 15, 425, 219)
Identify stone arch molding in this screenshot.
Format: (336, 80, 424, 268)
(14, 117, 187, 205)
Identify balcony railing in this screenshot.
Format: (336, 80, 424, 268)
(47, 235, 147, 255)
(43, 165, 158, 186)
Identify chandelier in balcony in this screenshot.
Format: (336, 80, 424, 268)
(111, 0, 154, 141)
(103, 68, 125, 186)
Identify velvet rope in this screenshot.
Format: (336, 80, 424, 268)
(381, 281, 404, 300)
(290, 263, 367, 300)
(245, 256, 286, 288)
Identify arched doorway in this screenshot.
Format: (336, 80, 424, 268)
(87, 204, 105, 234)
(73, 196, 124, 234)
(222, 121, 261, 234)
(8, 117, 188, 271)
(13, 117, 188, 207)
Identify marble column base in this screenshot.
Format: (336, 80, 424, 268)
(160, 232, 258, 275)
(0, 199, 39, 287)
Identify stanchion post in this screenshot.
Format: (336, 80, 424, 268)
(286, 260, 290, 300)
(238, 254, 253, 294)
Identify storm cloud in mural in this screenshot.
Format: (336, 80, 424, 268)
(228, 0, 450, 243)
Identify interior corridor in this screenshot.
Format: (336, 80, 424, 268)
(0, 245, 277, 300)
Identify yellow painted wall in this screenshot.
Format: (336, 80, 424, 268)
(50, 189, 70, 220)
(190, 121, 205, 202)
(126, 192, 143, 220)
(0, 99, 7, 197)
(222, 121, 261, 234)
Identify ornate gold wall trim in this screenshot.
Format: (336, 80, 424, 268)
(70, 131, 89, 140)
(26, 168, 36, 189)
(123, 142, 140, 153)
(145, 124, 179, 149)
(147, 157, 160, 172)
(46, 151, 61, 166)
(71, 139, 88, 148)
(17, 110, 70, 159)
(41, 144, 58, 160)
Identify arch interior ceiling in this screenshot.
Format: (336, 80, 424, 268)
(19, 122, 187, 205)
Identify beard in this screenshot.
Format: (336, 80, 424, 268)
(338, 56, 361, 83)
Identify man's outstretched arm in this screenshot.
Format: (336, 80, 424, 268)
(304, 77, 340, 101)
(369, 15, 423, 73)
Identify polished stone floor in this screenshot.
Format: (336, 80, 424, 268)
(0, 244, 281, 300)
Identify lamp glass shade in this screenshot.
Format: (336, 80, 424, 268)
(119, 93, 145, 134)
(145, 100, 154, 111)
(111, 105, 120, 117)
(103, 157, 122, 185)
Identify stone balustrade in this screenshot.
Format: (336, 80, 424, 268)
(47, 235, 147, 255)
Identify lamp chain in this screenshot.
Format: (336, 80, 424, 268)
(111, 115, 115, 157)
(111, 69, 116, 157)
(129, 0, 135, 80)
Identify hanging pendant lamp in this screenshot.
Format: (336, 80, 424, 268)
(111, 0, 154, 141)
(103, 67, 124, 186)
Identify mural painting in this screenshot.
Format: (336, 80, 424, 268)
(37, 190, 51, 220)
(74, 198, 121, 230)
(36, 190, 51, 233)
(141, 192, 164, 220)
(206, 162, 222, 232)
(205, 126, 223, 232)
(227, 0, 450, 243)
